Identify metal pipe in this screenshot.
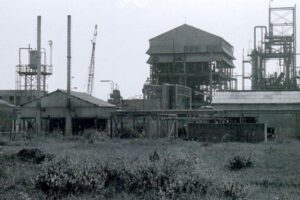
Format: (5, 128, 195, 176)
(67, 15, 71, 100)
(49, 40, 53, 67)
(65, 15, 72, 136)
(242, 49, 245, 90)
(36, 16, 42, 135)
(293, 5, 297, 85)
(254, 26, 267, 50)
(209, 51, 213, 104)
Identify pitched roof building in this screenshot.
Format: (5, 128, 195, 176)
(20, 89, 116, 134)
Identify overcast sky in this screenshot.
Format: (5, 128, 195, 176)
(0, 0, 299, 100)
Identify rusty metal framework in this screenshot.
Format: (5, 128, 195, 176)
(247, 6, 298, 90)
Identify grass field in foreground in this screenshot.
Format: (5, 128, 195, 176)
(0, 136, 300, 199)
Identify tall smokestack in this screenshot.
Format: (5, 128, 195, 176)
(65, 15, 72, 136)
(36, 16, 42, 135)
(67, 15, 71, 97)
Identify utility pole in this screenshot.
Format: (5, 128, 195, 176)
(65, 15, 72, 136)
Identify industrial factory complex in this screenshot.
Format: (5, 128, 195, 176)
(0, 5, 299, 142)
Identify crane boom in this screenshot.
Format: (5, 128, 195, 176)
(87, 24, 98, 96)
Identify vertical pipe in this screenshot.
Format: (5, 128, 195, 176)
(209, 51, 213, 104)
(242, 49, 245, 90)
(67, 15, 71, 102)
(189, 88, 192, 110)
(65, 15, 72, 136)
(36, 16, 42, 135)
(293, 5, 297, 87)
(264, 122, 268, 143)
(43, 51, 46, 93)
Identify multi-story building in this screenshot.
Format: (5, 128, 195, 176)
(146, 24, 235, 107)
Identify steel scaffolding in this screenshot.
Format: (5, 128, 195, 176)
(15, 45, 52, 102)
(247, 5, 298, 90)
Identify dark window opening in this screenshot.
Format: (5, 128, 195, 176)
(267, 127, 275, 138)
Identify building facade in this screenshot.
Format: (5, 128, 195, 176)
(212, 91, 300, 138)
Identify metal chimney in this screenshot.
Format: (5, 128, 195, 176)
(65, 15, 72, 136)
(36, 15, 42, 135)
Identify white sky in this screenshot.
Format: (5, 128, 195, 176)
(0, 0, 299, 100)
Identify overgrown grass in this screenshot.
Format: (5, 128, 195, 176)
(0, 136, 300, 199)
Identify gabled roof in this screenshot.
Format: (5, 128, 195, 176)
(57, 89, 116, 108)
(150, 24, 224, 43)
(21, 89, 116, 108)
(213, 91, 300, 104)
(147, 24, 234, 58)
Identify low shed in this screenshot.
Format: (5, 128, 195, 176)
(20, 89, 116, 134)
(212, 91, 300, 138)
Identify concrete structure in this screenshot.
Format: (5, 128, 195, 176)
(0, 99, 15, 132)
(20, 89, 116, 134)
(147, 24, 235, 107)
(213, 91, 300, 138)
(143, 83, 192, 110)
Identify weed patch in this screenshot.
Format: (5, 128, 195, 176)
(227, 155, 253, 171)
(220, 181, 247, 200)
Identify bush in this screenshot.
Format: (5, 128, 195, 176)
(0, 138, 8, 145)
(118, 127, 140, 139)
(227, 155, 253, 171)
(17, 148, 53, 164)
(0, 167, 6, 178)
(221, 181, 247, 200)
(35, 156, 212, 198)
(35, 158, 107, 196)
(149, 151, 160, 162)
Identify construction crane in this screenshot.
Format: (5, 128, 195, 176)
(87, 24, 98, 96)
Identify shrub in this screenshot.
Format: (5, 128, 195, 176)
(149, 151, 160, 162)
(0, 167, 6, 178)
(35, 158, 107, 196)
(35, 156, 212, 198)
(227, 155, 253, 171)
(17, 148, 53, 164)
(221, 181, 247, 200)
(0, 138, 8, 145)
(117, 127, 140, 139)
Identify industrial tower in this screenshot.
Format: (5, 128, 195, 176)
(87, 25, 98, 96)
(15, 19, 53, 104)
(146, 24, 235, 107)
(243, 5, 298, 90)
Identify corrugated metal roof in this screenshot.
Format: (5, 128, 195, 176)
(0, 99, 15, 108)
(213, 91, 300, 104)
(58, 90, 115, 108)
(147, 24, 234, 58)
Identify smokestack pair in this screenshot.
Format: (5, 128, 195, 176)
(35, 16, 72, 136)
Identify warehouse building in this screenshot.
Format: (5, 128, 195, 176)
(20, 89, 116, 134)
(212, 91, 300, 138)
